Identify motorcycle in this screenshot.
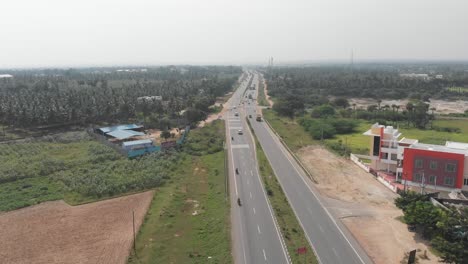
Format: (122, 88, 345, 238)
(237, 198, 242, 206)
(235, 168, 239, 175)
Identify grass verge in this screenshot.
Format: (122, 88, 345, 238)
(127, 121, 231, 264)
(246, 118, 318, 264)
(262, 110, 316, 152)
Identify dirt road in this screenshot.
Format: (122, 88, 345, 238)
(0, 191, 153, 264)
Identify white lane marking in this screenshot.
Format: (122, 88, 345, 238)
(251, 170, 253, 176)
(261, 120, 366, 263)
(257, 225, 261, 234)
(263, 249, 267, 261)
(332, 248, 339, 257)
(247, 179, 249, 185)
(227, 122, 238, 197)
(318, 224, 324, 233)
(231, 144, 250, 149)
(253, 207, 256, 214)
(250, 192, 252, 199)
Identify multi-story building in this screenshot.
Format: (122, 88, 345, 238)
(363, 123, 468, 193)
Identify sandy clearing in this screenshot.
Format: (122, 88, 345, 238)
(349, 97, 468, 114)
(298, 146, 439, 264)
(0, 191, 154, 264)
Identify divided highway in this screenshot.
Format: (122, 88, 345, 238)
(245, 72, 373, 264)
(226, 72, 289, 264)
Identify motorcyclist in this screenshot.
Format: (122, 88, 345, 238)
(235, 168, 239, 174)
(237, 198, 242, 206)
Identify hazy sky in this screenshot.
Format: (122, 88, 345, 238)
(1, 0, 468, 68)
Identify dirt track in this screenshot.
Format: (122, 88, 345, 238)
(298, 146, 439, 264)
(0, 191, 153, 264)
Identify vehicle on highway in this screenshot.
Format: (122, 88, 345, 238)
(237, 129, 243, 135)
(237, 198, 242, 206)
(234, 112, 239, 116)
(235, 168, 239, 174)
(256, 114, 262, 121)
(249, 114, 252, 118)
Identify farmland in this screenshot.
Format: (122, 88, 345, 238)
(0, 191, 153, 264)
(0, 131, 181, 211)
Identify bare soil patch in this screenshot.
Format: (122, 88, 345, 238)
(298, 146, 439, 264)
(349, 97, 468, 114)
(0, 191, 154, 264)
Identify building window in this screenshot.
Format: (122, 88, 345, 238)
(464, 179, 468, 186)
(414, 173, 422, 182)
(444, 176, 454, 186)
(391, 154, 397, 161)
(429, 161, 437, 170)
(445, 163, 456, 173)
(429, 175, 436, 184)
(415, 159, 423, 168)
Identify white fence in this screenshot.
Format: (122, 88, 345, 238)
(350, 153, 370, 172)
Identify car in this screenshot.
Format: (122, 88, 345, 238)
(234, 112, 239, 116)
(249, 114, 252, 118)
(237, 129, 243, 135)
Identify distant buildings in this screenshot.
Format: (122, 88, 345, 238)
(399, 73, 444, 80)
(362, 123, 468, 193)
(137, 96, 163, 102)
(399, 73, 430, 80)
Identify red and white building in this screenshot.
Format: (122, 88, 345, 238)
(362, 123, 468, 193)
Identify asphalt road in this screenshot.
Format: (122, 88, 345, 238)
(226, 71, 290, 264)
(245, 72, 373, 264)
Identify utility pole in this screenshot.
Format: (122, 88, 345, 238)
(132, 210, 136, 253)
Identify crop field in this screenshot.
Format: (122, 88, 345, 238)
(0, 191, 153, 264)
(0, 131, 181, 211)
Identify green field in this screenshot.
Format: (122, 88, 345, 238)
(263, 110, 468, 156)
(0, 131, 183, 211)
(128, 120, 232, 264)
(247, 118, 318, 264)
(263, 110, 317, 152)
(445, 86, 468, 93)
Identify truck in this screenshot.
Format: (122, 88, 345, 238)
(256, 114, 262, 122)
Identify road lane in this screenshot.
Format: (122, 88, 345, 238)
(247, 71, 373, 264)
(227, 71, 290, 264)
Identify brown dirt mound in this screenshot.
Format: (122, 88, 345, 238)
(0, 191, 154, 264)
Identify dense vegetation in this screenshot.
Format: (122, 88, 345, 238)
(0, 66, 241, 129)
(265, 65, 468, 104)
(395, 192, 468, 263)
(0, 131, 182, 211)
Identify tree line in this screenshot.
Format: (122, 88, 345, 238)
(0, 66, 241, 128)
(395, 191, 468, 263)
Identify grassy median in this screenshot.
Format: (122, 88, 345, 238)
(128, 121, 231, 264)
(257, 76, 270, 107)
(247, 118, 318, 264)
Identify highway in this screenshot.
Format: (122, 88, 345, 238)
(245, 71, 373, 264)
(225, 71, 290, 264)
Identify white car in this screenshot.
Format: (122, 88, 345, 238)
(237, 129, 243, 135)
